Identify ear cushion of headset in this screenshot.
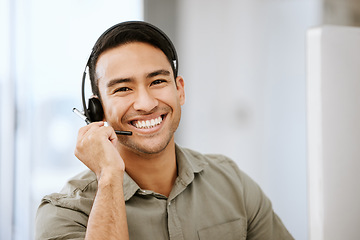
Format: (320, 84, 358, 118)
(88, 97, 104, 122)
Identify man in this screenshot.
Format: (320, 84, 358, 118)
(35, 21, 294, 240)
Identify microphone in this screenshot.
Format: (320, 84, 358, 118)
(72, 108, 132, 136)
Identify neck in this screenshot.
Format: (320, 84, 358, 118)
(119, 141, 177, 197)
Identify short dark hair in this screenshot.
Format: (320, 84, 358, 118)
(87, 21, 178, 97)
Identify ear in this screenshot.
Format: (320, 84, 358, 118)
(175, 76, 185, 106)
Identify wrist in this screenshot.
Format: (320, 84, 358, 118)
(97, 168, 125, 187)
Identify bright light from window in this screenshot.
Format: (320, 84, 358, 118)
(0, 1, 143, 239)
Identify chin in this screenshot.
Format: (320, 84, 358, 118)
(120, 135, 173, 156)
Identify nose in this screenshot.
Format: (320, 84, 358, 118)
(133, 87, 158, 112)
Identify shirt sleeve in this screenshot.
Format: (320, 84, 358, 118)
(229, 161, 294, 240)
(35, 170, 96, 240)
(35, 198, 88, 240)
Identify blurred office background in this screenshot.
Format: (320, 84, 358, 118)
(1, 0, 360, 239)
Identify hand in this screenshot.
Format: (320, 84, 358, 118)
(74, 122, 125, 179)
(75, 122, 129, 240)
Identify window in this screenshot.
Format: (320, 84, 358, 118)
(0, 1, 143, 239)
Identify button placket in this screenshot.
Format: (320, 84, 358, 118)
(167, 198, 184, 240)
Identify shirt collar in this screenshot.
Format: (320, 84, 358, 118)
(122, 144, 208, 201)
(123, 171, 140, 201)
(175, 144, 207, 185)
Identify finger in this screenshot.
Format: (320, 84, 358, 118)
(77, 121, 105, 138)
(93, 125, 118, 143)
(82, 124, 117, 145)
(75, 122, 107, 160)
(103, 126, 118, 144)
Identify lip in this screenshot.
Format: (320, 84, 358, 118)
(127, 113, 167, 133)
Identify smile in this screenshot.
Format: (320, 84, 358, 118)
(132, 115, 163, 129)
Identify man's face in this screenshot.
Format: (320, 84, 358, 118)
(96, 42, 185, 155)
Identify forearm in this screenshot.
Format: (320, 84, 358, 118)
(85, 171, 129, 240)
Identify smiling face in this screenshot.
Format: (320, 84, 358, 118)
(96, 42, 185, 156)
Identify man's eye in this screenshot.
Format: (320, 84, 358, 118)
(114, 87, 131, 93)
(151, 79, 166, 86)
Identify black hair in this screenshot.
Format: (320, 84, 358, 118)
(87, 21, 178, 97)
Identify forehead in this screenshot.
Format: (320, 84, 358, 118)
(95, 42, 171, 79)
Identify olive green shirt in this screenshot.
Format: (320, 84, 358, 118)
(35, 145, 294, 240)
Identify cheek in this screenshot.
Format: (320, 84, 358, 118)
(102, 98, 129, 122)
(157, 95, 177, 110)
(155, 87, 180, 104)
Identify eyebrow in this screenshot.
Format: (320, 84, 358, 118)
(146, 69, 171, 79)
(106, 78, 132, 89)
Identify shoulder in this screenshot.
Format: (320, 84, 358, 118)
(178, 146, 257, 194)
(180, 147, 294, 239)
(180, 146, 249, 181)
(35, 170, 96, 239)
(62, 169, 98, 194)
(40, 169, 97, 215)
(179, 145, 235, 165)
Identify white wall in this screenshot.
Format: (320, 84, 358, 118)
(174, 1, 322, 239)
(307, 25, 360, 240)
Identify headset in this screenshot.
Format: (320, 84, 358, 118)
(75, 21, 179, 135)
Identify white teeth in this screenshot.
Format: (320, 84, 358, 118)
(134, 116, 163, 129)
